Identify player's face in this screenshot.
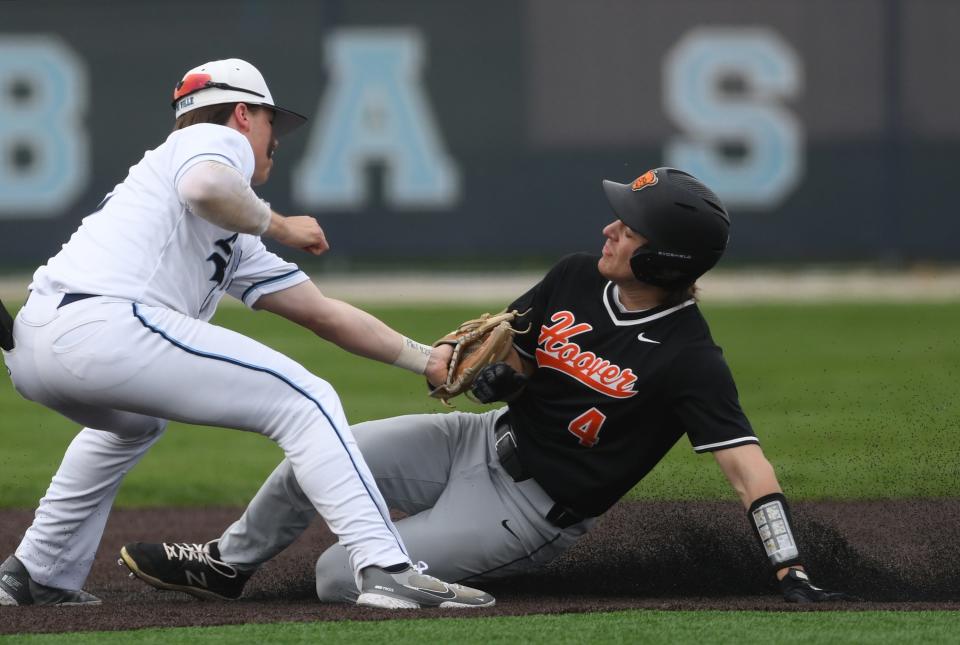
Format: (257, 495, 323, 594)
(248, 108, 278, 186)
(598, 220, 646, 282)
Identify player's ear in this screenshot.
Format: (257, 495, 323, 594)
(230, 103, 252, 132)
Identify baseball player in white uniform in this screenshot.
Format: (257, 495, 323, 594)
(0, 59, 493, 610)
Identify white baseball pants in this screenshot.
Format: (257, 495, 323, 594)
(1, 293, 409, 590)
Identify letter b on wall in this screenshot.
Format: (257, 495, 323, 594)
(0, 36, 88, 217)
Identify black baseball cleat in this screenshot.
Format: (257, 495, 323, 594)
(119, 540, 249, 601)
(0, 555, 102, 606)
(356, 563, 495, 609)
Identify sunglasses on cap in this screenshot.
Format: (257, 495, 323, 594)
(172, 73, 265, 108)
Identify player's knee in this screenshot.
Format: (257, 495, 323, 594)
(116, 418, 167, 442)
(292, 372, 337, 403)
(315, 548, 357, 603)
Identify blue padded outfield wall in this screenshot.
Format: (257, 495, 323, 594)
(1, 0, 957, 267)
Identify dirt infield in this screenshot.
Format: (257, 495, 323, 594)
(2, 499, 959, 634)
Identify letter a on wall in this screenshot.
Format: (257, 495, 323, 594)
(293, 28, 460, 210)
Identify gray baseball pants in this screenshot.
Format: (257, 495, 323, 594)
(218, 407, 593, 602)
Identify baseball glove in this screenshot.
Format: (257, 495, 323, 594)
(429, 309, 528, 406)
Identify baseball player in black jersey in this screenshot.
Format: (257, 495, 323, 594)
(123, 167, 850, 604)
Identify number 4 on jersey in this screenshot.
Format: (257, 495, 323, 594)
(567, 407, 606, 447)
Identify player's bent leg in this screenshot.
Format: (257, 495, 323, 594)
(346, 413, 478, 515)
(314, 544, 357, 603)
(217, 459, 317, 570)
(101, 305, 411, 586)
(13, 413, 166, 593)
(315, 409, 589, 604)
(219, 411, 482, 570)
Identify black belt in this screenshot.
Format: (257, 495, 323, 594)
(58, 293, 99, 308)
(493, 415, 587, 529)
(22, 292, 100, 309)
(494, 415, 528, 482)
(0, 297, 14, 351)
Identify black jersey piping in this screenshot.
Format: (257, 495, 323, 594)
(240, 269, 303, 304)
(130, 302, 408, 558)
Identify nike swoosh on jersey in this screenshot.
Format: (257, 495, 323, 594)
(637, 332, 661, 344)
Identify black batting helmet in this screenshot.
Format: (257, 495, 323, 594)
(602, 167, 730, 288)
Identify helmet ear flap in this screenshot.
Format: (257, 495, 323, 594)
(629, 244, 697, 289)
(629, 246, 653, 282)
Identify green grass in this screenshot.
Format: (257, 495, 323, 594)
(640, 302, 960, 501)
(2, 610, 957, 644)
(2, 301, 959, 507)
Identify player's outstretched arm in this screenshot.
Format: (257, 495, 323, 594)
(713, 444, 857, 603)
(254, 281, 446, 381)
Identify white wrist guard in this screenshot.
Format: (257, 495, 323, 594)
(749, 492, 802, 569)
(393, 337, 432, 374)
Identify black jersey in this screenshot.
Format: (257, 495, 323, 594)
(507, 253, 756, 518)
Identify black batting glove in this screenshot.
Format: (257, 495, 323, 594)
(471, 362, 528, 403)
(779, 568, 858, 603)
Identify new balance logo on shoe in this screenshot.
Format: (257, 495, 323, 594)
(119, 540, 249, 601)
(185, 571, 208, 589)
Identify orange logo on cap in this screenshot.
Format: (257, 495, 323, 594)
(630, 170, 658, 192)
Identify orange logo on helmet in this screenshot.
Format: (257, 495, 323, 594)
(630, 170, 658, 192)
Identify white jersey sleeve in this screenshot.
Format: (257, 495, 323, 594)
(30, 124, 268, 320)
(227, 236, 310, 308)
(172, 123, 255, 186)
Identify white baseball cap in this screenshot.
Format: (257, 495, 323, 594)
(172, 58, 307, 136)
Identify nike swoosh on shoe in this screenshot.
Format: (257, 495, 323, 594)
(404, 584, 458, 600)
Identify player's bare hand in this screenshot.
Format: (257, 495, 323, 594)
(266, 213, 329, 255)
(425, 344, 454, 388)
